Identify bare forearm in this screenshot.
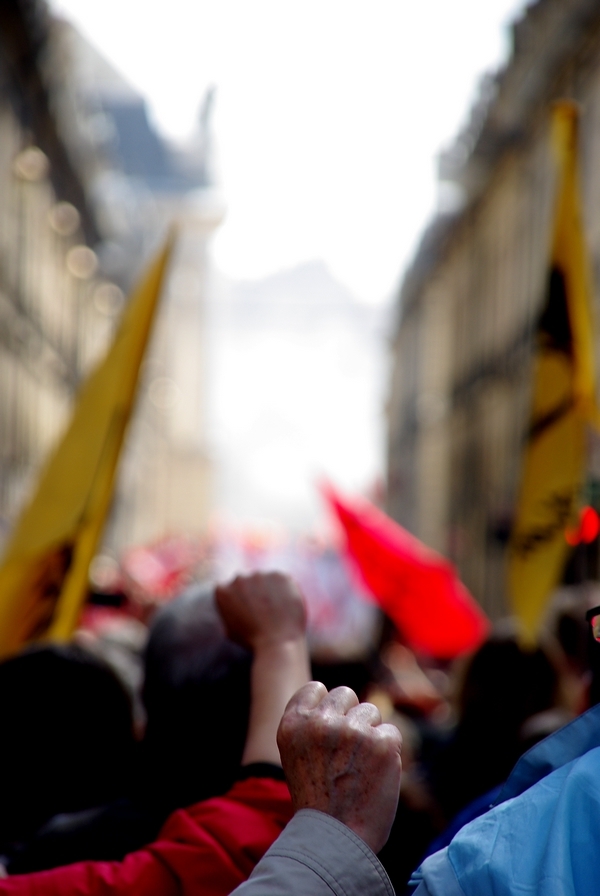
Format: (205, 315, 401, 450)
(215, 572, 309, 767)
(242, 639, 310, 766)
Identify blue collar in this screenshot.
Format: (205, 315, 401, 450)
(493, 700, 600, 805)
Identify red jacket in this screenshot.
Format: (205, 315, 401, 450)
(0, 777, 292, 896)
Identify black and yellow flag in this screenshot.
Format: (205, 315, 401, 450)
(0, 235, 174, 658)
(508, 102, 597, 643)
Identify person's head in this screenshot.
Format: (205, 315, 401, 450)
(141, 583, 252, 812)
(0, 643, 135, 848)
(430, 632, 559, 819)
(457, 632, 557, 732)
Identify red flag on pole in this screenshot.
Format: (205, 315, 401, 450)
(321, 484, 489, 659)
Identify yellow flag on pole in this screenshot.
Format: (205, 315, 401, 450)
(508, 102, 597, 643)
(0, 234, 174, 658)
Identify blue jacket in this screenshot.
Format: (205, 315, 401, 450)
(410, 702, 600, 895)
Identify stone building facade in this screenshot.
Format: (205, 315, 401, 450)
(0, 0, 109, 548)
(387, 0, 600, 618)
(0, 0, 220, 561)
(55, 22, 223, 550)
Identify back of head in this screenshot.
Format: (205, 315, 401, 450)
(0, 643, 135, 849)
(430, 632, 558, 818)
(141, 584, 252, 812)
(458, 635, 557, 731)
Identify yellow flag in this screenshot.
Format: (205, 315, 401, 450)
(0, 235, 174, 658)
(508, 102, 597, 643)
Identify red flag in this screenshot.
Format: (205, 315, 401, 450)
(321, 484, 489, 659)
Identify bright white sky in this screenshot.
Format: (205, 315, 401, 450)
(49, 0, 529, 532)
(50, 0, 526, 306)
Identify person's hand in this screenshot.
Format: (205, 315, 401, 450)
(277, 682, 402, 854)
(217, 573, 310, 766)
(215, 572, 307, 651)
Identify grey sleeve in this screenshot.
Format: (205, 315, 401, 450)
(232, 809, 396, 896)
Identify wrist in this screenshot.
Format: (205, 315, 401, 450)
(242, 637, 310, 766)
(251, 633, 307, 655)
(251, 637, 311, 690)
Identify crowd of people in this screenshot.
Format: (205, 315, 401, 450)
(0, 569, 598, 895)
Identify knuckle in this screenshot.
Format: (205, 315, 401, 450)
(276, 719, 292, 748)
(278, 710, 300, 743)
(338, 719, 366, 750)
(373, 724, 403, 757)
(364, 701, 382, 723)
(350, 702, 381, 728)
(331, 685, 356, 701)
(309, 711, 333, 738)
(308, 712, 345, 748)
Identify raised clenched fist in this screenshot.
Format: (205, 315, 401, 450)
(277, 682, 402, 854)
(215, 572, 307, 651)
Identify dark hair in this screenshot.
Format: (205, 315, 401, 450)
(428, 634, 557, 820)
(457, 636, 557, 727)
(140, 584, 252, 813)
(0, 643, 135, 850)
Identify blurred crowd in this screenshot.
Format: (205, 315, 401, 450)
(0, 555, 598, 895)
